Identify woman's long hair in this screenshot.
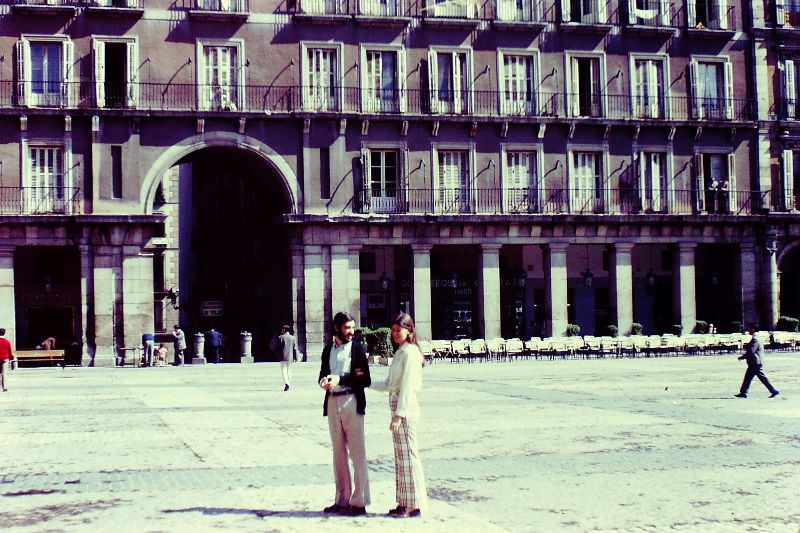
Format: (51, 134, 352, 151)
(391, 312, 419, 347)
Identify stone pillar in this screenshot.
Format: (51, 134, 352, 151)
(93, 249, 120, 366)
(545, 243, 569, 338)
(348, 245, 362, 326)
(122, 251, 154, 354)
(739, 243, 759, 328)
(79, 244, 93, 362)
(612, 243, 635, 336)
(0, 247, 16, 348)
(303, 245, 327, 361)
(674, 243, 697, 335)
(331, 245, 351, 318)
(411, 244, 433, 341)
(766, 246, 779, 329)
(479, 244, 502, 340)
(290, 245, 305, 360)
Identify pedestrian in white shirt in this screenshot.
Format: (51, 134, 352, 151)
(371, 312, 428, 518)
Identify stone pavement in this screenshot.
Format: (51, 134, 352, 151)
(0, 355, 798, 532)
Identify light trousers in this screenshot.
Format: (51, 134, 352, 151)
(0, 360, 7, 391)
(327, 394, 370, 508)
(280, 361, 292, 385)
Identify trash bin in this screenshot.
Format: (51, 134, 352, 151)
(192, 333, 207, 365)
(240, 331, 253, 364)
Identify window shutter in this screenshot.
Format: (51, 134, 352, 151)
(402, 148, 410, 211)
(726, 152, 735, 212)
(694, 153, 704, 212)
(637, 152, 646, 210)
(127, 41, 139, 108)
(724, 62, 733, 119)
(561, 0, 570, 21)
(717, 0, 728, 29)
(687, 0, 696, 27)
(498, 52, 508, 115)
(64, 146, 73, 213)
(596, 0, 606, 23)
(94, 40, 106, 108)
(777, 1, 785, 27)
(237, 47, 245, 111)
(398, 50, 407, 113)
(783, 149, 794, 209)
(453, 54, 463, 114)
(361, 147, 371, 210)
(626, 0, 634, 24)
(62, 40, 73, 107)
(786, 60, 796, 119)
(16, 40, 28, 107)
(688, 61, 699, 118)
(570, 58, 580, 116)
(428, 49, 438, 114)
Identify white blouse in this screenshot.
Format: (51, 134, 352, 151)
(371, 342, 424, 419)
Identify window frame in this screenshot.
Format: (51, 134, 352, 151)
(500, 142, 543, 213)
(628, 53, 671, 119)
(427, 46, 474, 115)
(301, 41, 344, 112)
(567, 143, 609, 213)
(359, 44, 406, 113)
(196, 38, 246, 112)
(430, 142, 476, 214)
(17, 34, 74, 108)
(689, 54, 733, 120)
(92, 35, 139, 109)
(497, 48, 541, 116)
(564, 51, 607, 118)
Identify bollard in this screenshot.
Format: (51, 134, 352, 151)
(240, 331, 254, 364)
(192, 332, 207, 365)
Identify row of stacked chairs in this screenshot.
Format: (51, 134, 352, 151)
(419, 332, 800, 364)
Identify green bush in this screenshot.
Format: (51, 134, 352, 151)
(694, 320, 709, 334)
(672, 324, 683, 336)
(565, 324, 581, 337)
(728, 321, 744, 334)
(629, 323, 643, 336)
(776, 316, 800, 332)
(606, 325, 619, 337)
(355, 327, 393, 358)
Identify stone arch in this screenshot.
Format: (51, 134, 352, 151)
(140, 131, 301, 215)
(777, 239, 800, 272)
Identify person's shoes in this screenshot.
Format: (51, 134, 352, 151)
(284, 384, 289, 392)
(392, 508, 421, 518)
(344, 506, 367, 516)
(322, 504, 348, 514)
(769, 390, 780, 398)
(388, 506, 406, 515)
(734, 393, 747, 398)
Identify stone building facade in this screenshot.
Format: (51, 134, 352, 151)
(0, 0, 799, 363)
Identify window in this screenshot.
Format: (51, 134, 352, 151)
(695, 153, 734, 213)
(571, 151, 604, 213)
(504, 151, 538, 212)
(628, 0, 670, 26)
(111, 145, 123, 199)
(690, 59, 732, 120)
(305, 47, 339, 111)
(688, 0, 729, 29)
(779, 0, 800, 27)
(93, 38, 139, 109)
(633, 58, 665, 118)
(428, 50, 471, 114)
(497, 0, 534, 21)
(638, 152, 668, 212)
(782, 149, 800, 210)
(436, 150, 470, 213)
(16, 38, 73, 107)
(360, 0, 402, 16)
(320, 147, 330, 199)
(363, 49, 404, 113)
(199, 44, 241, 111)
(500, 54, 536, 115)
(302, 0, 343, 14)
(562, 0, 606, 23)
(569, 56, 602, 117)
(784, 59, 800, 120)
(27, 146, 65, 214)
(369, 150, 399, 212)
(430, 0, 475, 17)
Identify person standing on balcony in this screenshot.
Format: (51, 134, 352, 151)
(706, 178, 719, 214)
(719, 179, 730, 213)
(0, 328, 13, 392)
(371, 312, 428, 518)
(735, 324, 779, 399)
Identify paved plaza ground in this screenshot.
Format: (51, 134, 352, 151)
(0, 354, 798, 532)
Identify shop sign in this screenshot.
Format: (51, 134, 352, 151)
(200, 300, 224, 317)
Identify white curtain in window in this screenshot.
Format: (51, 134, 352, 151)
(28, 147, 64, 213)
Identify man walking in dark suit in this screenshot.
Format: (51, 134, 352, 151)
(735, 324, 779, 398)
(279, 324, 297, 391)
(205, 328, 223, 364)
(319, 312, 371, 516)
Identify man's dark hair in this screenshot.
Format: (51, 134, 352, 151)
(173, 324, 179, 329)
(332, 312, 354, 333)
(0, 328, 5, 336)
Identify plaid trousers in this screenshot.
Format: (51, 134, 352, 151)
(390, 392, 428, 511)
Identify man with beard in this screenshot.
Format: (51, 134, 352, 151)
(318, 312, 371, 516)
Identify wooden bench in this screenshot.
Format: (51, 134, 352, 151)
(12, 350, 65, 368)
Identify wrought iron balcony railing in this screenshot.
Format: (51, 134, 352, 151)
(687, 1, 735, 30)
(192, 0, 248, 11)
(355, 188, 772, 216)
(0, 81, 756, 122)
(625, 0, 676, 27)
(0, 187, 81, 215)
(776, 2, 800, 27)
(493, 0, 546, 22)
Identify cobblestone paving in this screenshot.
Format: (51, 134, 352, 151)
(1, 355, 798, 532)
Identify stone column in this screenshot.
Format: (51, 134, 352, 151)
(93, 248, 120, 366)
(331, 245, 351, 317)
(674, 243, 697, 335)
(545, 243, 569, 338)
(79, 244, 93, 362)
(290, 245, 305, 359)
(766, 246, 779, 329)
(612, 243, 635, 336)
(348, 245, 362, 326)
(0, 247, 16, 348)
(122, 251, 154, 358)
(411, 245, 433, 341)
(303, 245, 327, 361)
(739, 243, 759, 328)
(479, 244, 502, 340)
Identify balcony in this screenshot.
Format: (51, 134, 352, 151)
(686, 1, 735, 37)
(623, 0, 678, 35)
(355, 188, 772, 216)
(293, 0, 351, 23)
(85, 0, 145, 17)
(0, 187, 81, 216)
(187, 0, 249, 21)
(492, 0, 549, 31)
(421, 0, 481, 28)
(355, 0, 411, 24)
(776, 3, 800, 34)
(11, 0, 79, 15)
(559, 1, 614, 34)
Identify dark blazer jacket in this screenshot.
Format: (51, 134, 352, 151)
(318, 340, 371, 416)
(742, 336, 764, 367)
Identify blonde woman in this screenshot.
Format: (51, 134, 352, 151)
(371, 312, 428, 518)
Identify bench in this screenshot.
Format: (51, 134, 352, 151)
(116, 346, 143, 367)
(12, 350, 65, 368)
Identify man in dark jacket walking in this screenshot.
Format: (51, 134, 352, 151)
(735, 324, 779, 398)
(205, 328, 223, 364)
(318, 312, 371, 516)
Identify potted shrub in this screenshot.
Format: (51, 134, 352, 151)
(565, 324, 581, 337)
(672, 324, 683, 336)
(630, 323, 643, 336)
(607, 325, 619, 337)
(694, 320, 709, 334)
(776, 316, 800, 332)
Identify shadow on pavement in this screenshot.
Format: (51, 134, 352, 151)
(161, 507, 347, 518)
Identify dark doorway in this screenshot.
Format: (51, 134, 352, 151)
(26, 307, 74, 350)
(105, 42, 128, 108)
(780, 244, 800, 322)
(695, 244, 739, 331)
(179, 147, 292, 362)
(431, 246, 479, 339)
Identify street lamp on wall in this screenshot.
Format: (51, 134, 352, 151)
(167, 287, 180, 310)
